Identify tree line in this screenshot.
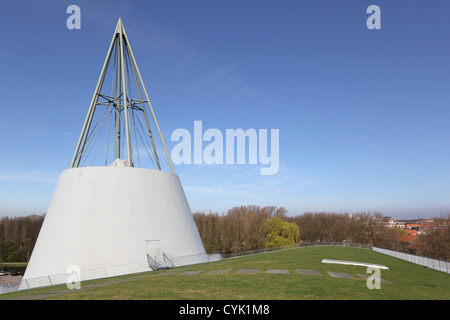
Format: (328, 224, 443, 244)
(193, 206, 299, 254)
(193, 207, 391, 254)
(194, 206, 450, 260)
(0, 207, 448, 263)
(0, 215, 44, 264)
(414, 220, 450, 261)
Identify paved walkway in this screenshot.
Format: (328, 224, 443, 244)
(0, 275, 22, 285)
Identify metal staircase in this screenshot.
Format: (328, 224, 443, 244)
(146, 252, 175, 271)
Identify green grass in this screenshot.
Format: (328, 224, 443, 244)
(1, 246, 449, 300)
(1, 262, 27, 267)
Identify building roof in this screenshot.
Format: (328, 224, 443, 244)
(399, 233, 417, 243)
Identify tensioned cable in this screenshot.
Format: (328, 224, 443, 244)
(135, 113, 157, 169)
(130, 106, 141, 167)
(124, 39, 161, 169)
(135, 111, 157, 169)
(75, 33, 169, 169)
(105, 43, 118, 166)
(105, 103, 113, 166)
(124, 45, 138, 166)
(80, 104, 111, 166)
(81, 102, 109, 155)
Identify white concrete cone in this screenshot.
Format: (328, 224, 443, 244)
(20, 166, 206, 289)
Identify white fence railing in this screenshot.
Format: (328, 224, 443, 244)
(0, 282, 20, 294)
(372, 247, 450, 274)
(2, 252, 224, 294)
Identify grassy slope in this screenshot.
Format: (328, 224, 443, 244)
(2, 246, 449, 300)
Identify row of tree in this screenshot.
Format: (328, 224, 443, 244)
(194, 206, 450, 260)
(0, 206, 448, 263)
(193, 207, 390, 254)
(287, 212, 400, 248)
(0, 215, 44, 263)
(414, 223, 450, 260)
(193, 206, 299, 254)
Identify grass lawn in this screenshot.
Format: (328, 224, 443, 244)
(1, 262, 27, 267)
(1, 246, 449, 300)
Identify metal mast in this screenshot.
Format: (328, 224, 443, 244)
(70, 18, 175, 174)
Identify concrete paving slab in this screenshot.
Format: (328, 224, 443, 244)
(178, 271, 203, 275)
(357, 274, 391, 283)
(296, 269, 322, 276)
(236, 269, 260, 274)
(326, 271, 355, 279)
(266, 269, 290, 274)
(207, 269, 232, 274)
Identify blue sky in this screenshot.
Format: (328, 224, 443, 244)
(0, 0, 449, 219)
